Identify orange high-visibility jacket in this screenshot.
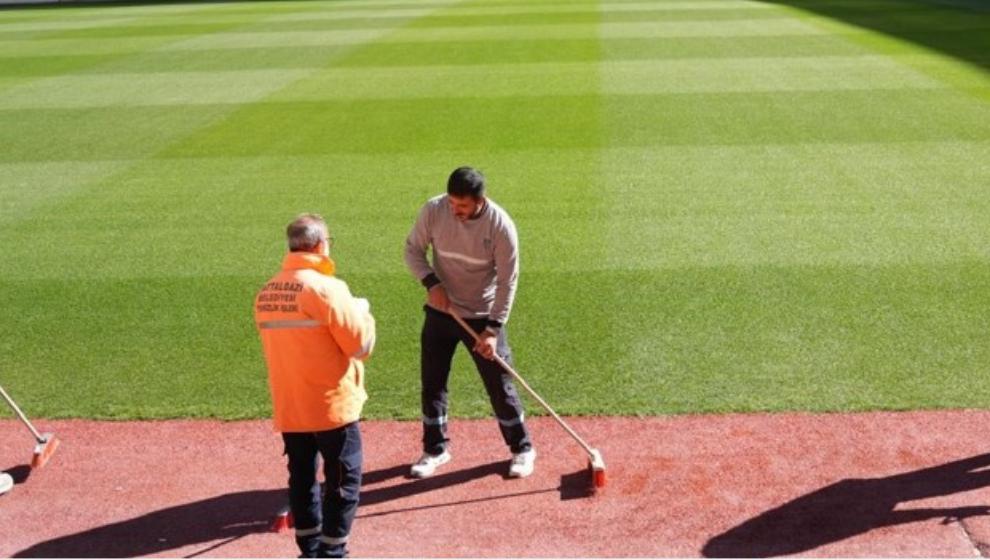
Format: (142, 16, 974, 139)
(254, 252, 375, 433)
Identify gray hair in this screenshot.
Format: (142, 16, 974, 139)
(286, 213, 329, 252)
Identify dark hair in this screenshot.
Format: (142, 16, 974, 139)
(447, 166, 485, 199)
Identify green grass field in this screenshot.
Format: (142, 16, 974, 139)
(0, 0, 987, 421)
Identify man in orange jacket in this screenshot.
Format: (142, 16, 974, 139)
(255, 213, 376, 559)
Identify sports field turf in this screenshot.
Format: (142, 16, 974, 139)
(0, 0, 987, 420)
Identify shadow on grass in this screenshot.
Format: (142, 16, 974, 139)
(763, 0, 989, 72)
(703, 453, 990, 557)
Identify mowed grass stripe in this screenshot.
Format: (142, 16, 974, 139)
(269, 0, 775, 22)
(599, 19, 823, 38)
(255, 56, 943, 104)
(0, 34, 880, 77)
(151, 18, 828, 53)
(0, 4, 321, 241)
(0, 0, 446, 25)
(0, 11, 288, 32)
(158, 96, 596, 159)
(0, 52, 133, 78)
(0, 30, 197, 57)
(0, 9, 441, 40)
(0, 148, 609, 281)
(0, 0, 307, 42)
(591, 262, 990, 415)
(603, 55, 944, 93)
(250, 6, 788, 34)
(0, 7, 439, 77)
(599, 142, 990, 270)
(265, 7, 441, 23)
(450, 1, 779, 14)
(0, 76, 17, 95)
(0, 2, 221, 26)
(0, 0, 441, 26)
(0, 5, 441, 161)
(335, 35, 874, 67)
(606, 89, 990, 147)
(0, 160, 133, 221)
(4, 263, 988, 419)
(0, 15, 140, 36)
(402, 7, 793, 28)
(0, 3, 349, 208)
(0, 16, 858, 62)
(0, 2, 319, 57)
(0, 276, 273, 419)
(150, 4, 602, 154)
(0, 102, 282, 166)
(1, 46, 360, 77)
(0, 69, 315, 109)
(0, 0, 443, 54)
(159, 28, 405, 51)
(157, 88, 990, 160)
(0, 15, 275, 40)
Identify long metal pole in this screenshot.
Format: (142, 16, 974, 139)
(449, 312, 596, 459)
(0, 384, 44, 442)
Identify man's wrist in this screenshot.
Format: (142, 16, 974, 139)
(421, 273, 441, 290)
(484, 320, 502, 336)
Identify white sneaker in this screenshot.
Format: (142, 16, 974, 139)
(508, 448, 536, 478)
(0, 473, 13, 495)
(409, 451, 451, 479)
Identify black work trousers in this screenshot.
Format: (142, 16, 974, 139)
(420, 305, 532, 456)
(282, 422, 362, 558)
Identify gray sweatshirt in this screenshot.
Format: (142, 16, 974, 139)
(404, 195, 519, 328)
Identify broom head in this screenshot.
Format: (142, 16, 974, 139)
(589, 448, 607, 489)
(31, 433, 59, 469)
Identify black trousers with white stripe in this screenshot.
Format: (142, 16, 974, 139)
(420, 305, 532, 455)
(283, 422, 362, 558)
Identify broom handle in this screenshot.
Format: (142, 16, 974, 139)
(449, 312, 596, 459)
(0, 384, 45, 442)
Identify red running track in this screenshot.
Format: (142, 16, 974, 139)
(2, 412, 990, 557)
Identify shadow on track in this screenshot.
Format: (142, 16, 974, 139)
(703, 452, 990, 557)
(13, 488, 285, 558)
(356, 462, 595, 518)
(359, 460, 507, 508)
(2, 464, 31, 484)
(14, 461, 596, 556)
(361, 461, 595, 502)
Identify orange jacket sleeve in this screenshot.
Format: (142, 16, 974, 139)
(300, 277, 376, 362)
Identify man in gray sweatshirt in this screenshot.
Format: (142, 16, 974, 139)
(404, 166, 535, 479)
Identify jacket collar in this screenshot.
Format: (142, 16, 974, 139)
(282, 252, 336, 276)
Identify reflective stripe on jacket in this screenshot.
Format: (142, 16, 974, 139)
(254, 252, 375, 432)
